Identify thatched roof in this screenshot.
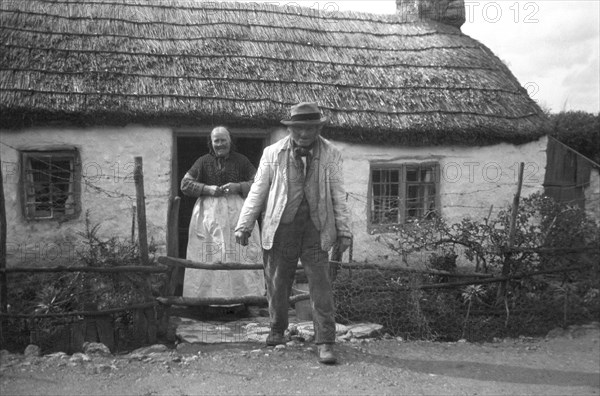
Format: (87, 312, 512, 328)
(0, 0, 548, 145)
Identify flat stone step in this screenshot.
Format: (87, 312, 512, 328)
(172, 311, 381, 344)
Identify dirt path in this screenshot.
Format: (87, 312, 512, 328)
(2, 324, 599, 396)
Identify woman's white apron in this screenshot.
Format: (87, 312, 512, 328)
(183, 195, 265, 299)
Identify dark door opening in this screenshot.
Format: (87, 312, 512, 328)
(174, 134, 266, 293)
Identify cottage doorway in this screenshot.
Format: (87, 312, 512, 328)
(173, 132, 265, 296)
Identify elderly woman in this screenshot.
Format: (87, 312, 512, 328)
(180, 126, 264, 302)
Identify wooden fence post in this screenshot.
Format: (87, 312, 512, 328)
(134, 157, 149, 266)
(130, 204, 136, 245)
(133, 157, 154, 343)
(164, 196, 181, 296)
(0, 165, 7, 343)
(157, 196, 180, 337)
(497, 162, 524, 304)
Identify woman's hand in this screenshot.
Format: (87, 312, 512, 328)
(204, 185, 224, 196)
(221, 182, 241, 195)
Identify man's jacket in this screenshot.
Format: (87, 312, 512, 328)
(236, 135, 352, 251)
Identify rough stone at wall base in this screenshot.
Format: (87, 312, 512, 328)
(83, 341, 111, 355)
(24, 344, 41, 357)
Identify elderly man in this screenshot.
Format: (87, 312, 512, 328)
(235, 102, 352, 364)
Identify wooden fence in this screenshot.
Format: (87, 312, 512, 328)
(0, 158, 168, 352)
(0, 160, 598, 352)
(0, 266, 166, 353)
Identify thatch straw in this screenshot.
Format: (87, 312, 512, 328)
(0, 0, 548, 145)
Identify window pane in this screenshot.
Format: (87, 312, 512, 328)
(406, 185, 422, 219)
(424, 185, 437, 219)
(371, 164, 438, 226)
(371, 168, 401, 224)
(24, 152, 78, 220)
(372, 169, 380, 183)
(407, 184, 420, 199)
(373, 197, 399, 224)
(372, 183, 381, 196)
(420, 168, 433, 182)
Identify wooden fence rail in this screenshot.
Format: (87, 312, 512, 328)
(0, 265, 169, 274)
(157, 256, 310, 306)
(503, 246, 600, 254)
(158, 256, 263, 270)
(348, 264, 594, 294)
(156, 292, 311, 307)
(157, 256, 495, 278)
(0, 302, 158, 319)
(332, 260, 494, 278)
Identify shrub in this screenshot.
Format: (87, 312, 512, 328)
(3, 211, 166, 352)
(336, 193, 599, 341)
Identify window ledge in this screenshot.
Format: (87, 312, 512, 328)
(368, 224, 403, 235)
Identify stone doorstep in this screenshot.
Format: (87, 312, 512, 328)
(173, 314, 383, 344)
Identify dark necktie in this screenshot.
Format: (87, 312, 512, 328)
(294, 147, 311, 176)
(294, 147, 311, 158)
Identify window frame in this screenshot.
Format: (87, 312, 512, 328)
(367, 161, 440, 232)
(20, 149, 82, 221)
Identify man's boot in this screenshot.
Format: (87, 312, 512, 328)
(317, 343, 337, 364)
(266, 331, 286, 346)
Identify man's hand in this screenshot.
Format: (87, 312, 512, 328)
(204, 185, 224, 196)
(336, 236, 352, 253)
(235, 230, 250, 246)
(221, 182, 241, 195)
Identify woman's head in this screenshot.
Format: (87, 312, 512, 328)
(209, 126, 232, 157)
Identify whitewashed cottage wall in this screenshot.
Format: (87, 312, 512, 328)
(2, 125, 550, 268)
(585, 168, 600, 223)
(330, 136, 548, 263)
(1, 126, 172, 266)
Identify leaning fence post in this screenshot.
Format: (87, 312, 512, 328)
(134, 157, 149, 266)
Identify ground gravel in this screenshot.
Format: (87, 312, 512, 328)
(1, 324, 598, 395)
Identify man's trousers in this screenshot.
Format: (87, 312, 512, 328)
(263, 200, 336, 344)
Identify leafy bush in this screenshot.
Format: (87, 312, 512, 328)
(382, 192, 599, 275)
(428, 250, 458, 273)
(333, 265, 598, 342)
(549, 111, 600, 163)
(338, 193, 599, 341)
(3, 211, 166, 352)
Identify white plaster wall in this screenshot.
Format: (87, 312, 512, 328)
(585, 168, 600, 223)
(1, 126, 549, 267)
(1, 126, 172, 266)
(329, 136, 548, 263)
